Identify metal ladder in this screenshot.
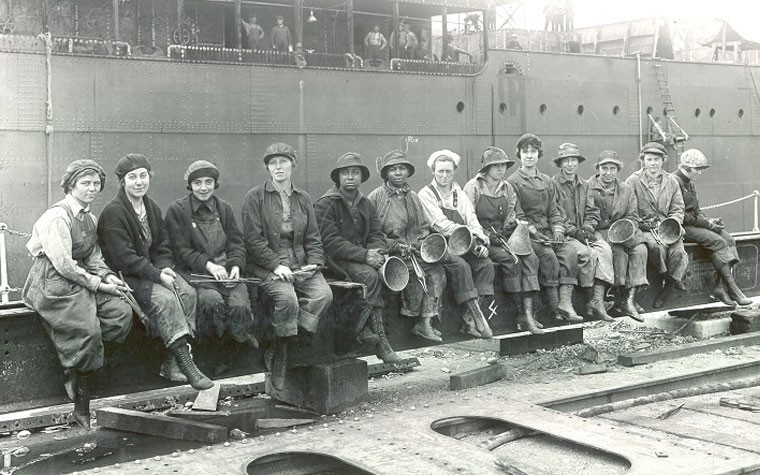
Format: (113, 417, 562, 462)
(652, 61, 688, 155)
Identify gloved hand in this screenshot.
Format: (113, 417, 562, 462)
(708, 217, 724, 232)
(573, 229, 589, 242)
(552, 230, 566, 248)
(640, 221, 653, 232)
(502, 221, 518, 237)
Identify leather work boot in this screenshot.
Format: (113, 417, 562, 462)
(517, 292, 545, 334)
(64, 369, 76, 401)
(72, 371, 92, 431)
(558, 285, 583, 322)
(607, 286, 625, 318)
(544, 286, 562, 321)
(588, 282, 614, 322)
(370, 307, 402, 363)
(160, 356, 189, 384)
(623, 286, 644, 322)
(465, 298, 493, 338)
(357, 323, 380, 346)
(412, 317, 443, 342)
(710, 271, 736, 307)
(460, 311, 481, 337)
(271, 337, 289, 391)
(719, 264, 752, 306)
(653, 276, 677, 308)
(169, 339, 214, 391)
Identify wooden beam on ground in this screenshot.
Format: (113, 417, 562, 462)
(97, 407, 228, 443)
(497, 324, 584, 356)
(450, 364, 507, 391)
(618, 332, 760, 367)
(192, 384, 221, 411)
(254, 418, 318, 430)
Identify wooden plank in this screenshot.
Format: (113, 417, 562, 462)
(96, 407, 228, 443)
(254, 418, 318, 430)
(618, 332, 760, 366)
(192, 384, 221, 411)
(498, 325, 584, 356)
(449, 364, 507, 391)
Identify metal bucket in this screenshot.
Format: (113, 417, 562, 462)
(505, 223, 533, 256)
(380, 255, 409, 292)
(658, 217, 684, 245)
(420, 233, 447, 263)
(608, 219, 637, 247)
(448, 226, 474, 256)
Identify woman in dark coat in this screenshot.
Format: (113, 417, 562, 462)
(22, 159, 133, 430)
(97, 153, 213, 391)
(241, 143, 333, 391)
(166, 160, 258, 376)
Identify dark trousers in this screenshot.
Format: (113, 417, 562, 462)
(530, 241, 559, 287)
(489, 245, 540, 292)
(683, 226, 738, 268)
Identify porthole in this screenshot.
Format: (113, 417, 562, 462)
(613, 105, 620, 115)
(499, 103, 507, 114)
(456, 101, 465, 113)
(539, 103, 547, 114)
(709, 108, 716, 118)
(695, 108, 701, 118)
(577, 105, 584, 115)
(739, 108, 745, 118)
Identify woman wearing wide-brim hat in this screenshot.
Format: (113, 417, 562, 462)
(315, 152, 402, 362)
(587, 150, 648, 321)
(241, 143, 333, 392)
(22, 159, 133, 430)
(97, 153, 214, 392)
(463, 146, 544, 334)
(165, 160, 258, 377)
(367, 150, 447, 342)
(418, 149, 495, 339)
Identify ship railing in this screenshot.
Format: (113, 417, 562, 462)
(389, 58, 482, 75)
(166, 44, 363, 69)
(0, 223, 28, 304)
(702, 191, 760, 234)
(52, 36, 131, 56)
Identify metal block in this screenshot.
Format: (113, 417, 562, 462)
(97, 407, 228, 443)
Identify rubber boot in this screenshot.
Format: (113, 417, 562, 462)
(271, 337, 289, 391)
(160, 355, 189, 383)
(370, 307, 402, 363)
(412, 317, 443, 342)
(169, 339, 214, 391)
(607, 286, 625, 318)
(623, 286, 644, 322)
(719, 264, 752, 306)
(589, 282, 614, 322)
(558, 285, 583, 322)
(710, 270, 736, 307)
(544, 286, 562, 321)
(465, 298, 493, 338)
(72, 371, 92, 431)
(517, 292, 545, 334)
(653, 276, 676, 308)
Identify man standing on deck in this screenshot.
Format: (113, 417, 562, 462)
(625, 142, 688, 308)
(672, 149, 751, 307)
(271, 15, 292, 52)
(550, 143, 614, 322)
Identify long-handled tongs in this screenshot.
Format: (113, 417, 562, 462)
(118, 271, 148, 325)
(490, 227, 518, 263)
(409, 252, 427, 293)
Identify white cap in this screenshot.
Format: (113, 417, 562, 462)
(427, 150, 461, 169)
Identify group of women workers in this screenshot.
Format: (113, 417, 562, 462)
(22, 133, 748, 430)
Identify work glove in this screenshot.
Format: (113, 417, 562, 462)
(502, 221, 518, 238)
(552, 230, 566, 250)
(640, 221, 653, 232)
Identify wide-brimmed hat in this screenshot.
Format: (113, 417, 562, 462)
(639, 141, 668, 161)
(115, 153, 151, 181)
(553, 142, 585, 167)
(595, 150, 623, 170)
(427, 150, 461, 169)
(263, 142, 297, 165)
(61, 159, 106, 194)
(478, 146, 514, 174)
(515, 133, 543, 158)
(330, 152, 370, 184)
(377, 150, 415, 180)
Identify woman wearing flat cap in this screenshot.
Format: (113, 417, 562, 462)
(97, 153, 214, 391)
(23, 159, 133, 430)
(166, 160, 258, 376)
(242, 143, 333, 392)
(463, 146, 544, 334)
(625, 141, 687, 308)
(315, 152, 402, 362)
(367, 150, 447, 342)
(418, 149, 495, 339)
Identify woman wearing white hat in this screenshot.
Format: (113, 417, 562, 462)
(418, 149, 494, 338)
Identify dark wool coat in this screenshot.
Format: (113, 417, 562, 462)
(164, 194, 246, 274)
(672, 169, 711, 229)
(314, 185, 385, 279)
(97, 188, 174, 307)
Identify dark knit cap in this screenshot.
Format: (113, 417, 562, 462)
(184, 160, 220, 184)
(115, 153, 152, 181)
(60, 159, 106, 194)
